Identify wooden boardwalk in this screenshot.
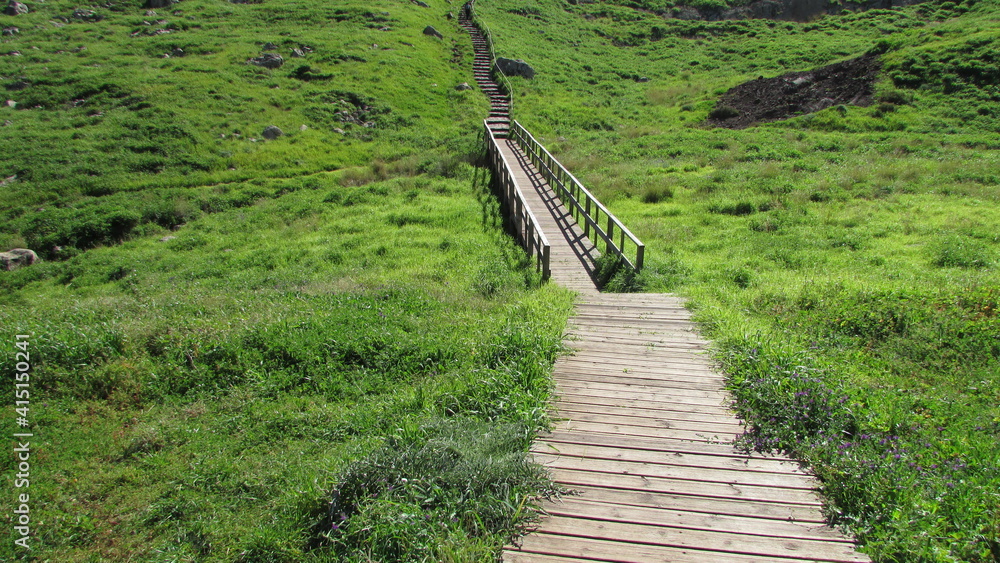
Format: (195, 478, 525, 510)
(493, 146, 869, 562)
(460, 5, 868, 561)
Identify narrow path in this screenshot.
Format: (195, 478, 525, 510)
(459, 9, 870, 563)
(458, 10, 510, 138)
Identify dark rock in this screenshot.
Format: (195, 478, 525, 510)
(412, 0, 429, 6)
(262, 125, 283, 139)
(495, 57, 535, 79)
(4, 1, 28, 15)
(2, 27, 19, 35)
(144, 0, 172, 9)
(455, 82, 472, 91)
(290, 48, 305, 58)
(263, 42, 278, 50)
(72, 8, 104, 21)
(171, 47, 184, 57)
(249, 53, 283, 69)
(423, 25, 442, 39)
(708, 53, 880, 129)
(0, 249, 37, 271)
(637, 76, 649, 83)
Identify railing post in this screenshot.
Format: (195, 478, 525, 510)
(608, 216, 615, 256)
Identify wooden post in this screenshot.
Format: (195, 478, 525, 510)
(607, 215, 615, 257)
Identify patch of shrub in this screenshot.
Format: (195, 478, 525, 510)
(320, 419, 555, 561)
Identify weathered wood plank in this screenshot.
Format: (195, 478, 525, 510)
(553, 390, 736, 416)
(541, 497, 852, 543)
(547, 466, 824, 505)
(558, 485, 826, 522)
(526, 516, 870, 562)
(533, 441, 806, 475)
(508, 532, 836, 563)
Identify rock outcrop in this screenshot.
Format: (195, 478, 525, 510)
(0, 249, 37, 271)
(495, 57, 534, 79)
(249, 53, 283, 68)
(4, 1, 28, 15)
(262, 125, 283, 139)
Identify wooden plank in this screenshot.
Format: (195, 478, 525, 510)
(550, 401, 743, 427)
(553, 383, 730, 407)
(555, 359, 720, 377)
(545, 421, 735, 444)
(553, 374, 728, 397)
(552, 372, 725, 394)
(534, 454, 818, 490)
(553, 411, 743, 442)
(555, 484, 826, 522)
(547, 466, 823, 505)
(537, 430, 772, 459)
(540, 497, 852, 543)
(527, 516, 869, 562)
(552, 367, 725, 388)
(508, 532, 838, 563)
(550, 409, 743, 434)
(560, 347, 716, 367)
(532, 441, 807, 475)
(553, 390, 736, 416)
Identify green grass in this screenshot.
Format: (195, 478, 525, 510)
(3, 0, 999, 559)
(0, 0, 576, 559)
(476, 0, 999, 560)
(0, 172, 575, 561)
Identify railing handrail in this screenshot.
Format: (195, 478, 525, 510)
(484, 121, 550, 279)
(510, 120, 645, 272)
(465, 0, 513, 119)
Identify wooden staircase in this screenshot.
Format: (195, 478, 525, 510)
(459, 8, 511, 138)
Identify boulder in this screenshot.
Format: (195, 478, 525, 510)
(0, 249, 37, 271)
(290, 48, 305, 58)
(4, 1, 28, 15)
(171, 47, 184, 57)
(2, 27, 19, 35)
(423, 25, 442, 39)
(455, 82, 472, 91)
(249, 53, 283, 68)
(412, 0, 429, 6)
(72, 8, 104, 21)
(263, 42, 278, 50)
(495, 57, 535, 79)
(262, 125, 283, 139)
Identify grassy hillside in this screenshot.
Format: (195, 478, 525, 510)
(1, 0, 575, 560)
(476, 0, 999, 561)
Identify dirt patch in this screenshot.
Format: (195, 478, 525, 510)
(707, 53, 881, 129)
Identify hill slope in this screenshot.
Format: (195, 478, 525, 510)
(475, 0, 999, 560)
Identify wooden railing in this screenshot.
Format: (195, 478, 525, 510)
(464, 0, 513, 119)
(510, 120, 645, 272)
(484, 121, 550, 279)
